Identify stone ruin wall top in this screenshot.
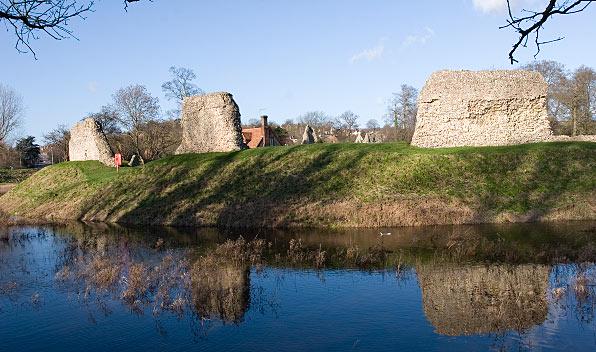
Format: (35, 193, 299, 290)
(411, 70, 554, 148)
(68, 118, 114, 167)
(176, 92, 245, 154)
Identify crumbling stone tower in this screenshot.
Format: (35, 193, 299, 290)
(68, 118, 114, 166)
(176, 92, 245, 154)
(411, 70, 553, 148)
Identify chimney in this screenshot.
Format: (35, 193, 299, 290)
(260, 115, 269, 146)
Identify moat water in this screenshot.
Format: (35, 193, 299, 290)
(1, 222, 595, 351)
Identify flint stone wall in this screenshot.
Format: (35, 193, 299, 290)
(411, 70, 554, 148)
(68, 118, 114, 166)
(176, 92, 245, 154)
(301, 125, 319, 144)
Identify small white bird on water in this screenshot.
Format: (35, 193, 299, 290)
(379, 232, 392, 237)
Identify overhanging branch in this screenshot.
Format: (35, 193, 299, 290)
(501, 0, 593, 64)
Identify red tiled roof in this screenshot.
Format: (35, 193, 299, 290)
(242, 126, 280, 148)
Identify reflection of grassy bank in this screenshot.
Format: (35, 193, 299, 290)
(1, 142, 594, 227)
(30, 220, 596, 266)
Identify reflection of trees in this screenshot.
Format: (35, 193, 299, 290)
(416, 264, 550, 336)
(54, 233, 253, 324)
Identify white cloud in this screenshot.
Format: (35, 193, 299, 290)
(87, 81, 98, 93)
(473, 0, 508, 13)
(472, 0, 538, 14)
(350, 38, 387, 64)
(402, 27, 435, 47)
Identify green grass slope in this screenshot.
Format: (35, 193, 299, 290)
(1, 142, 594, 227)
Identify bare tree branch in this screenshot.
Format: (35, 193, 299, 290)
(0, 0, 147, 57)
(0, 83, 23, 143)
(501, 0, 593, 64)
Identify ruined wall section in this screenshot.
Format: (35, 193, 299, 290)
(411, 70, 554, 148)
(68, 118, 114, 167)
(176, 92, 245, 154)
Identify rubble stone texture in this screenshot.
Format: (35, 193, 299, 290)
(68, 118, 114, 167)
(301, 125, 318, 144)
(355, 132, 374, 143)
(362, 132, 372, 143)
(354, 132, 364, 143)
(176, 92, 245, 154)
(411, 70, 555, 148)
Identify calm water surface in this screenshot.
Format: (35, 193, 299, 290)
(1, 222, 595, 351)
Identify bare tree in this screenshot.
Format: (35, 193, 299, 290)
(244, 118, 260, 127)
(386, 84, 418, 142)
(337, 111, 360, 132)
(366, 119, 380, 130)
(298, 111, 329, 128)
(88, 105, 121, 134)
(523, 60, 570, 122)
(568, 66, 596, 135)
(112, 84, 160, 160)
(137, 119, 181, 161)
(524, 60, 596, 135)
(0, 83, 23, 143)
(502, 0, 594, 64)
(161, 66, 203, 118)
(0, 1, 146, 56)
(43, 124, 70, 163)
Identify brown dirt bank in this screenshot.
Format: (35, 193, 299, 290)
(0, 184, 15, 196)
(2, 196, 593, 228)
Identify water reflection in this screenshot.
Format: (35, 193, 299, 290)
(417, 264, 550, 335)
(1, 222, 595, 350)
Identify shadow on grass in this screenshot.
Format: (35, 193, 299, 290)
(66, 141, 596, 228)
(107, 144, 371, 227)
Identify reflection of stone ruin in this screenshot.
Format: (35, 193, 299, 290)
(192, 264, 250, 322)
(416, 264, 549, 336)
(68, 118, 114, 166)
(176, 92, 245, 154)
(411, 70, 596, 148)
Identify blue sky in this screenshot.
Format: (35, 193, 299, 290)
(1, 0, 595, 141)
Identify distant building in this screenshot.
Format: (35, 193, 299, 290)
(242, 115, 281, 148)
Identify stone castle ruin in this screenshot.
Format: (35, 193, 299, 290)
(68, 118, 114, 166)
(411, 70, 556, 148)
(411, 70, 596, 148)
(176, 92, 245, 154)
(301, 125, 320, 144)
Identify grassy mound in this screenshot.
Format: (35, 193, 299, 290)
(1, 142, 594, 227)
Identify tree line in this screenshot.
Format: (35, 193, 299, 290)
(0, 66, 198, 168)
(523, 60, 596, 136)
(2, 60, 595, 169)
